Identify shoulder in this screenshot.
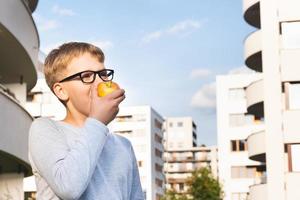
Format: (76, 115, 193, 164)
(113, 134, 132, 146)
(29, 117, 61, 140)
(110, 134, 137, 161)
(31, 117, 56, 127)
(111, 134, 133, 149)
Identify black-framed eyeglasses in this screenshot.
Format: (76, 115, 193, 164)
(59, 69, 114, 83)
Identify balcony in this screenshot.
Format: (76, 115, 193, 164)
(244, 30, 262, 72)
(248, 183, 267, 200)
(164, 163, 194, 173)
(164, 152, 194, 163)
(247, 130, 266, 162)
(243, 0, 260, 28)
(0, 0, 39, 91)
(165, 173, 190, 183)
(0, 89, 33, 176)
(23, 0, 39, 12)
(246, 79, 264, 118)
(194, 153, 207, 161)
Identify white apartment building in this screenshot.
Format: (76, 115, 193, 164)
(164, 146, 218, 194)
(243, 0, 300, 199)
(163, 117, 218, 194)
(109, 106, 165, 200)
(164, 117, 197, 150)
(0, 0, 39, 199)
(216, 74, 265, 200)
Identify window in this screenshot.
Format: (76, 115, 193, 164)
(231, 141, 237, 151)
(231, 140, 247, 152)
(193, 141, 197, 147)
(231, 166, 256, 179)
(155, 178, 163, 187)
(179, 183, 184, 191)
(155, 163, 163, 172)
(287, 144, 300, 172)
(281, 21, 300, 49)
(177, 122, 183, 127)
(115, 115, 133, 122)
(155, 119, 162, 130)
(170, 183, 174, 189)
(286, 82, 300, 110)
(114, 130, 132, 135)
(155, 148, 162, 158)
(193, 131, 197, 139)
(154, 133, 162, 143)
(169, 122, 173, 127)
(239, 140, 246, 151)
(138, 160, 143, 167)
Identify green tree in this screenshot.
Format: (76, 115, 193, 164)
(161, 189, 188, 200)
(162, 168, 223, 200)
(186, 167, 223, 200)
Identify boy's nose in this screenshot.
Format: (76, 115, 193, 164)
(94, 75, 104, 84)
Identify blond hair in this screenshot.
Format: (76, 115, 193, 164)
(44, 42, 105, 92)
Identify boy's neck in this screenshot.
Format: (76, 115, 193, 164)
(62, 108, 87, 127)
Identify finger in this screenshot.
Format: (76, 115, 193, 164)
(106, 89, 125, 99)
(113, 94, 126, 105)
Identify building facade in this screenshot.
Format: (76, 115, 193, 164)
(0, 0, 39, 199)
(216, 74, 265, 200)
(164, 146, 218, 194)
(109, 106, 165, 200)
(163, 117, 218, 194)
(243, 0, 300, 199)
(164, 117, 197, 150)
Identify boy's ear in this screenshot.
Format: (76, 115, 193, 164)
(52, 83, 69, 102)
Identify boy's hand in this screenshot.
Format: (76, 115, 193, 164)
(89, 81, 125, 125)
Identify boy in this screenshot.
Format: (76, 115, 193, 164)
(28, 42, 144, 200)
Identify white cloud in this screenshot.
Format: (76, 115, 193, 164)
(190, 68, 212, 79)
(142, 19, 204, 43)
(33, 13, 59, 31)
(166, 20, 201, 34)
(191, 82, 216, 108)
(52, 5, 76, 16)
(190, 66, 256, 109)
(142, 31, 163, 43)
(42, 39, 113, 54)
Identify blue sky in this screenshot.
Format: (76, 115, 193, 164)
(33, 0, 255, 145)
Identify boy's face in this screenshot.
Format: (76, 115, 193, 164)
(60, 53, 105, 117)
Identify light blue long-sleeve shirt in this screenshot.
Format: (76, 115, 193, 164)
(28, 117, 144, 200)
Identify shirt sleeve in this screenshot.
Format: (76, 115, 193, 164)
(129, 144, 145, 200)
(29, 117, 109, 200)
